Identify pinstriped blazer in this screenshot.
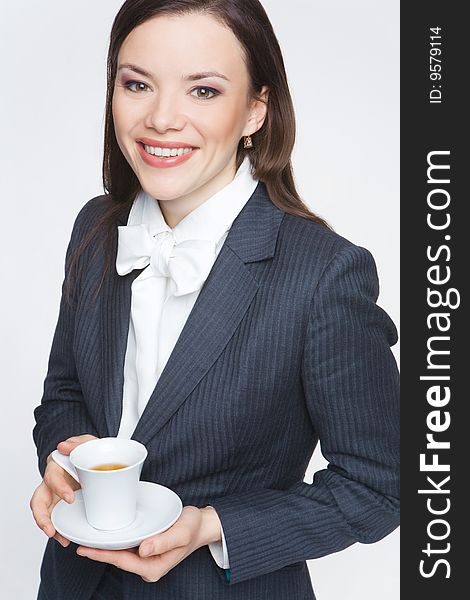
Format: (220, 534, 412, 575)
(33, 181, 400, 600)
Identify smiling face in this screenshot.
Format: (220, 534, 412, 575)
(112, 12, 268, 226)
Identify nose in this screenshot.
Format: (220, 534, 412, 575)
(144, 88, 186, 133)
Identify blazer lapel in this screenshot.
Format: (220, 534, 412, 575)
(100, 182, 285, 444)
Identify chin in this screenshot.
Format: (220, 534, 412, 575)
(142, 183, 184, 202)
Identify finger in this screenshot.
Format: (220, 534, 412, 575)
(30, 484, 68, 546)
(140, 547, 188, 582)
(139, 525, 191, 557)
(53, 532, 71, 548)
(56, 440, 79, 451)
(57, 435, 96, 453)
(76, 547, 155, 577)
(30, 484, 55, 533)
(44, 461, 79, 503)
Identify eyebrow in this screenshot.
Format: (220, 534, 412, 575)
(117, 63, 230, 82)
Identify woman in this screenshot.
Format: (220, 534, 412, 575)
(30, 1, 400, 599)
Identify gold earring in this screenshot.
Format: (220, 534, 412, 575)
(243, 135, 253, 148)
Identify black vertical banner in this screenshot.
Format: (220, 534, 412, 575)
(401, 2, 465, 598)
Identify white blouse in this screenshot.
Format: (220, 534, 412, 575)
(115, 156, 259, 569)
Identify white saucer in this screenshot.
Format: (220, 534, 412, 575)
(51, 481, 183, 550)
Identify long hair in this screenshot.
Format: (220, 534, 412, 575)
(65, 0, 332, 303)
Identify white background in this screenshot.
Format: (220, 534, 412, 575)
(0, 1, 399, 598)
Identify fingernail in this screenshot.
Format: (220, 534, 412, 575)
(63, 493, 72, 503)
(141, 543, 153, 557)
(76, 549, 86, 556)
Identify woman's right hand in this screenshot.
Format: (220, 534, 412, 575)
(30, 434, 97, 547)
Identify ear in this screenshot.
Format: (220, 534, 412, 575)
(243, 85, 270, 136)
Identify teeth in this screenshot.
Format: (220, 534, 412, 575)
(143, 144, 194, 157)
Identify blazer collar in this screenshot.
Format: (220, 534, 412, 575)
(102, 181, 285, 443)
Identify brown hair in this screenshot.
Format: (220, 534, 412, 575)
(65, 0, 332, 303)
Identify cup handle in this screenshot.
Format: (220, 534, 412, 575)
(51, 450, 80, 483)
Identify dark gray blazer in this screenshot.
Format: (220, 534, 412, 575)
(33, 181, 399, 600)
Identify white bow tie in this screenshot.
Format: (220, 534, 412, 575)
(116, 223, 217, 297)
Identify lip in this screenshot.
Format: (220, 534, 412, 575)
(137, 137, 197, 149)
(137, 142, 198, 169)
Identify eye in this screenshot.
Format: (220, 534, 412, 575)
(190, 86, 220, 100)
(122, 80, 150, 93)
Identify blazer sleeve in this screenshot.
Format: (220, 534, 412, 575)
(32, 203, 100, 477)
(208, 243, 400, 585)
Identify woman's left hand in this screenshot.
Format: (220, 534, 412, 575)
(76, 506, 222, 582)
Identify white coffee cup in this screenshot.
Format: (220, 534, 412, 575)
(52, 437, 148, 531)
